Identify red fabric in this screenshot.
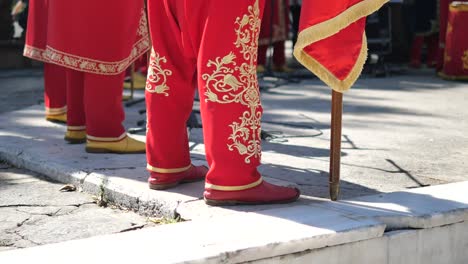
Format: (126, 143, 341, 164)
(65, 69, 85, 130)
(24, 0, 149, 75)
(135, 54, 149, 75)
(44, 63, 66, 111)
(146, 0, 266, 188)
(304, 18, 365, 81)
(410, 34, 438, 68)
(24, 1, 66, 113)
(437, 0, 457, 71)
(441, 3, 468, 78)
(125, 53, 149, 78)
(410, 35, 424, 68)
(66, 69, 125, 138)
(259, 0, 290, 45)
(294, 0, 387, 91)
(24, 0, 48, 54)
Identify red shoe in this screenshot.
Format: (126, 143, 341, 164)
(204, 180, 300, 206)
(148, 165, 208, 190)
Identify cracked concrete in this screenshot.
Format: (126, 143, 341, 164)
(0, 162, 155, 252)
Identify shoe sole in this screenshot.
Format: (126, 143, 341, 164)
(204, 191, 300, 206)
(64, 137, 86, 144)
(46, 118, 66, 124)
(85, 147, 145, 154)
(148, 177, 205, 190)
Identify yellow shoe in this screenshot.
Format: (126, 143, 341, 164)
(46, 113, 67, 124)
(257, 64, 266, 74)
(85, 135, 146, 154)
(64, 130, 87, 144)
(123, 72, 147, 90)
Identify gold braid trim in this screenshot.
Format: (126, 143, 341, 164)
(147, 164, 192, 174)
(296, 35, 368, 93)
(438, 71, 468, 81)
(86, 133, 127, 142)
(23, 10, 150, 75)
(67, 126, 86, 131)
(23, 46, 48, 64)
(45, 106, 67, 115)
(293, 0, 388, 92)
(450, 2, 468, 12)
(205, 177, 263, 191)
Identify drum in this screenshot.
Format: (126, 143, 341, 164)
(440, 2, 468, 80)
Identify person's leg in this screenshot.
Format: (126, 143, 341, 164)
(426, 33, 438, 67)
(83, 72, 145, 153)
(257, 45, 268, 72)
(44, 63, 67, 123)
(145, 0, 207, 189)
(272, 41, 293, 72)
(273, 41, 286, 67)
(194, 0, 299, 205)
(64, 69, 86, 144)
(410, 35, 424, 68)
(290, 3, 301, 46)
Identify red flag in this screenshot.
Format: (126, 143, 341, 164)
(294, 0, 388, 92)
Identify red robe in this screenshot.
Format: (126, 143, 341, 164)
(24, 0, 150, 75)
(259, 0, 290, 46)
(294, 0, 389, 92)
(24, 0, 66, 116)
(24, 0, 150, 140)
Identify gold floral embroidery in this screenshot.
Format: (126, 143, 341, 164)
(202, 0, 262, 164)
(463, 50, 468, 70)
(137, 8, 149, 37)
(146, 49, 173, 96)
(23, 46, 47, 62)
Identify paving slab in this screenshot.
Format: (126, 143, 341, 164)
(312, 181, 468, 229)
(0, 167, 154, 252)
(0, 205, 386, 264)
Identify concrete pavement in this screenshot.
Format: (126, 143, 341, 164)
(0, 161, 155, 252)
(0, 67, 467, 257)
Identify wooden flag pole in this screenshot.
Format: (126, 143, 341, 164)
(329, 90, 343, 201)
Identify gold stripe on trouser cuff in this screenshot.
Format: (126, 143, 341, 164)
(147, 164, 192, 173)
(45, 106, 67, 115)
(205, 177, 263, 191)
(67, 126, 86, 131)
(87, 132, 127, 142)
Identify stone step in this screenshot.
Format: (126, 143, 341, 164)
(1, 180, 467, 263)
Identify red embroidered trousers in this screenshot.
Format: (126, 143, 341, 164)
(146, 0, 267, 190)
